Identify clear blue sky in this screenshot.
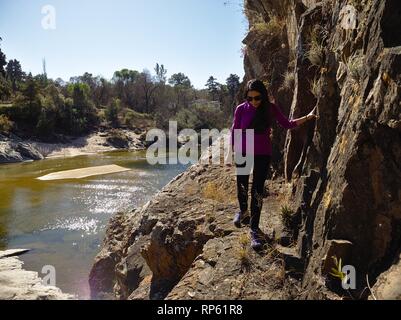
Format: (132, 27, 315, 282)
(0, 0, 248, 89)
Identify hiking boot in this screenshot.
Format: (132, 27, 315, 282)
(233, 210, 250, 228)
(250, 229, 263, 250)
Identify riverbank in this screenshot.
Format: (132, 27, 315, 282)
(0, 129, 147, 164)
(0, 249, 75, 300)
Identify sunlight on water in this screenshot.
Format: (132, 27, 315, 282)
(41, 217, 99, 235)
(0, 150, 190, 299)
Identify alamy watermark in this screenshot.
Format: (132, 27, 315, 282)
(330, 257, 356, 290)
(340, 5, 357, 30)
(41, 5, 56, 30)
(41, 265, 56, 286)
(145, 121, 256, 175)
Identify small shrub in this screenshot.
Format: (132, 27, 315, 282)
(309, 77, 322, 98)
(347, 54, 364, 82)
(281, 204, 295, 229)
(105, 98, 120, 127)
(329, 256, 346, 281)
(280, 70, 295, 91)
(239, 233, 250, 247)
(252, 14, 284, 37)
(0, 114, 13, 133)
(237, 234, 252, 272)
(307, 28, 325, 67)
(238, 246, 251, 270)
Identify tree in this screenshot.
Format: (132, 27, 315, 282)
(112, 69, 139, 108)
(6, 59, 23, 92)
(137, 70, 158, 114)
(36, 96, 56, 137)
(0, 38, 6, 77)
(93, 77, 112, 107)
(226, 74, 240, 115)
(42, 58, 48, 86)
(226, 74, 240, 102)
(0, 75, 11, 101)
(13, 73, 42, 126)
(105, 98, 120, 127)
(168, 73, 191, 88)
(168, 73, 192, 111)
(154, 63, 167, 84)
(55, 78, 66, 87)
(205, 76, 220, 101)
(66, 82, 97, 134)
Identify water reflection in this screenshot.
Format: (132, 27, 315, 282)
(0, 150, 191, 298)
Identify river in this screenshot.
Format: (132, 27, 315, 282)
(0, 150, 192, 299)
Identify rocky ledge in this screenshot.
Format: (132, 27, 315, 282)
(89, 142, 310, 300)
(0, 249, 75, 300)
(0, 133, 44, 164)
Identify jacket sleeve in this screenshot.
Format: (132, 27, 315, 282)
(271, 103, 297, 129)
(231, 105, 242, 146)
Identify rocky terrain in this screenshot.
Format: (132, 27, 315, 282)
(0, 133, 44, 163)
(0, 129, 147, 164)
(89, 0, 400, 300)
(89, 146, 305, 300)
(0, 249, 74, 300)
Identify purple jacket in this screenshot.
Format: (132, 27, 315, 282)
(230, 101, 297, 155)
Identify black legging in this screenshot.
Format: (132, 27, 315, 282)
(235, 153, 271, 231)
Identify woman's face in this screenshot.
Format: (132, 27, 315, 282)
(246, 90, 262, 108)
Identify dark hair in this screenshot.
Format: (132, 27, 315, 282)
(244, 79, 272, 133)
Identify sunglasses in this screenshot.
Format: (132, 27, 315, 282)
(247, 95, 262, 102)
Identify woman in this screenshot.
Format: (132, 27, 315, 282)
(227, 79, 318, 250)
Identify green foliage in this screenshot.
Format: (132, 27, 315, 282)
(347, 54, 364, 82)
(253, 14, 284, 36)
(105, 98, 120, 127)
(35, 96, 57, 137)
(66, 82, 98, 134)
(168, 73, 192, 88)
(123, 109, 152, 129)
(0, 114, 12, 133)
(0, 42, 241, 137)
(205, 76, 220, 100)
(329, 256, 346, 281)
(11, 76, 42, 125)
(175, 102, 225, 131)
(6, 59, 23, 91)
(36, 108, 55, 136)
(0, 75, 11, 101)
(307, 27, 325, 67)
(154, 63, 167, 83)
(226, 74, 240, 99)
(0, 45, 6, 77)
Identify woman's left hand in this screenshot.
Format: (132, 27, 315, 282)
(307, 106, 319, 120)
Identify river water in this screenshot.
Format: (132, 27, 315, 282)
(0, 150, 191, 299)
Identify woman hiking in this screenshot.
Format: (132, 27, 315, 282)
(226, 79, 318, 250)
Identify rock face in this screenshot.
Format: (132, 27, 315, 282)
(90, 0, 400, 300)
(371, 253, 401, 300)
(0, 134, 44, 164)
(0, 250, 75, 300)
(241, 0, 401, 299)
